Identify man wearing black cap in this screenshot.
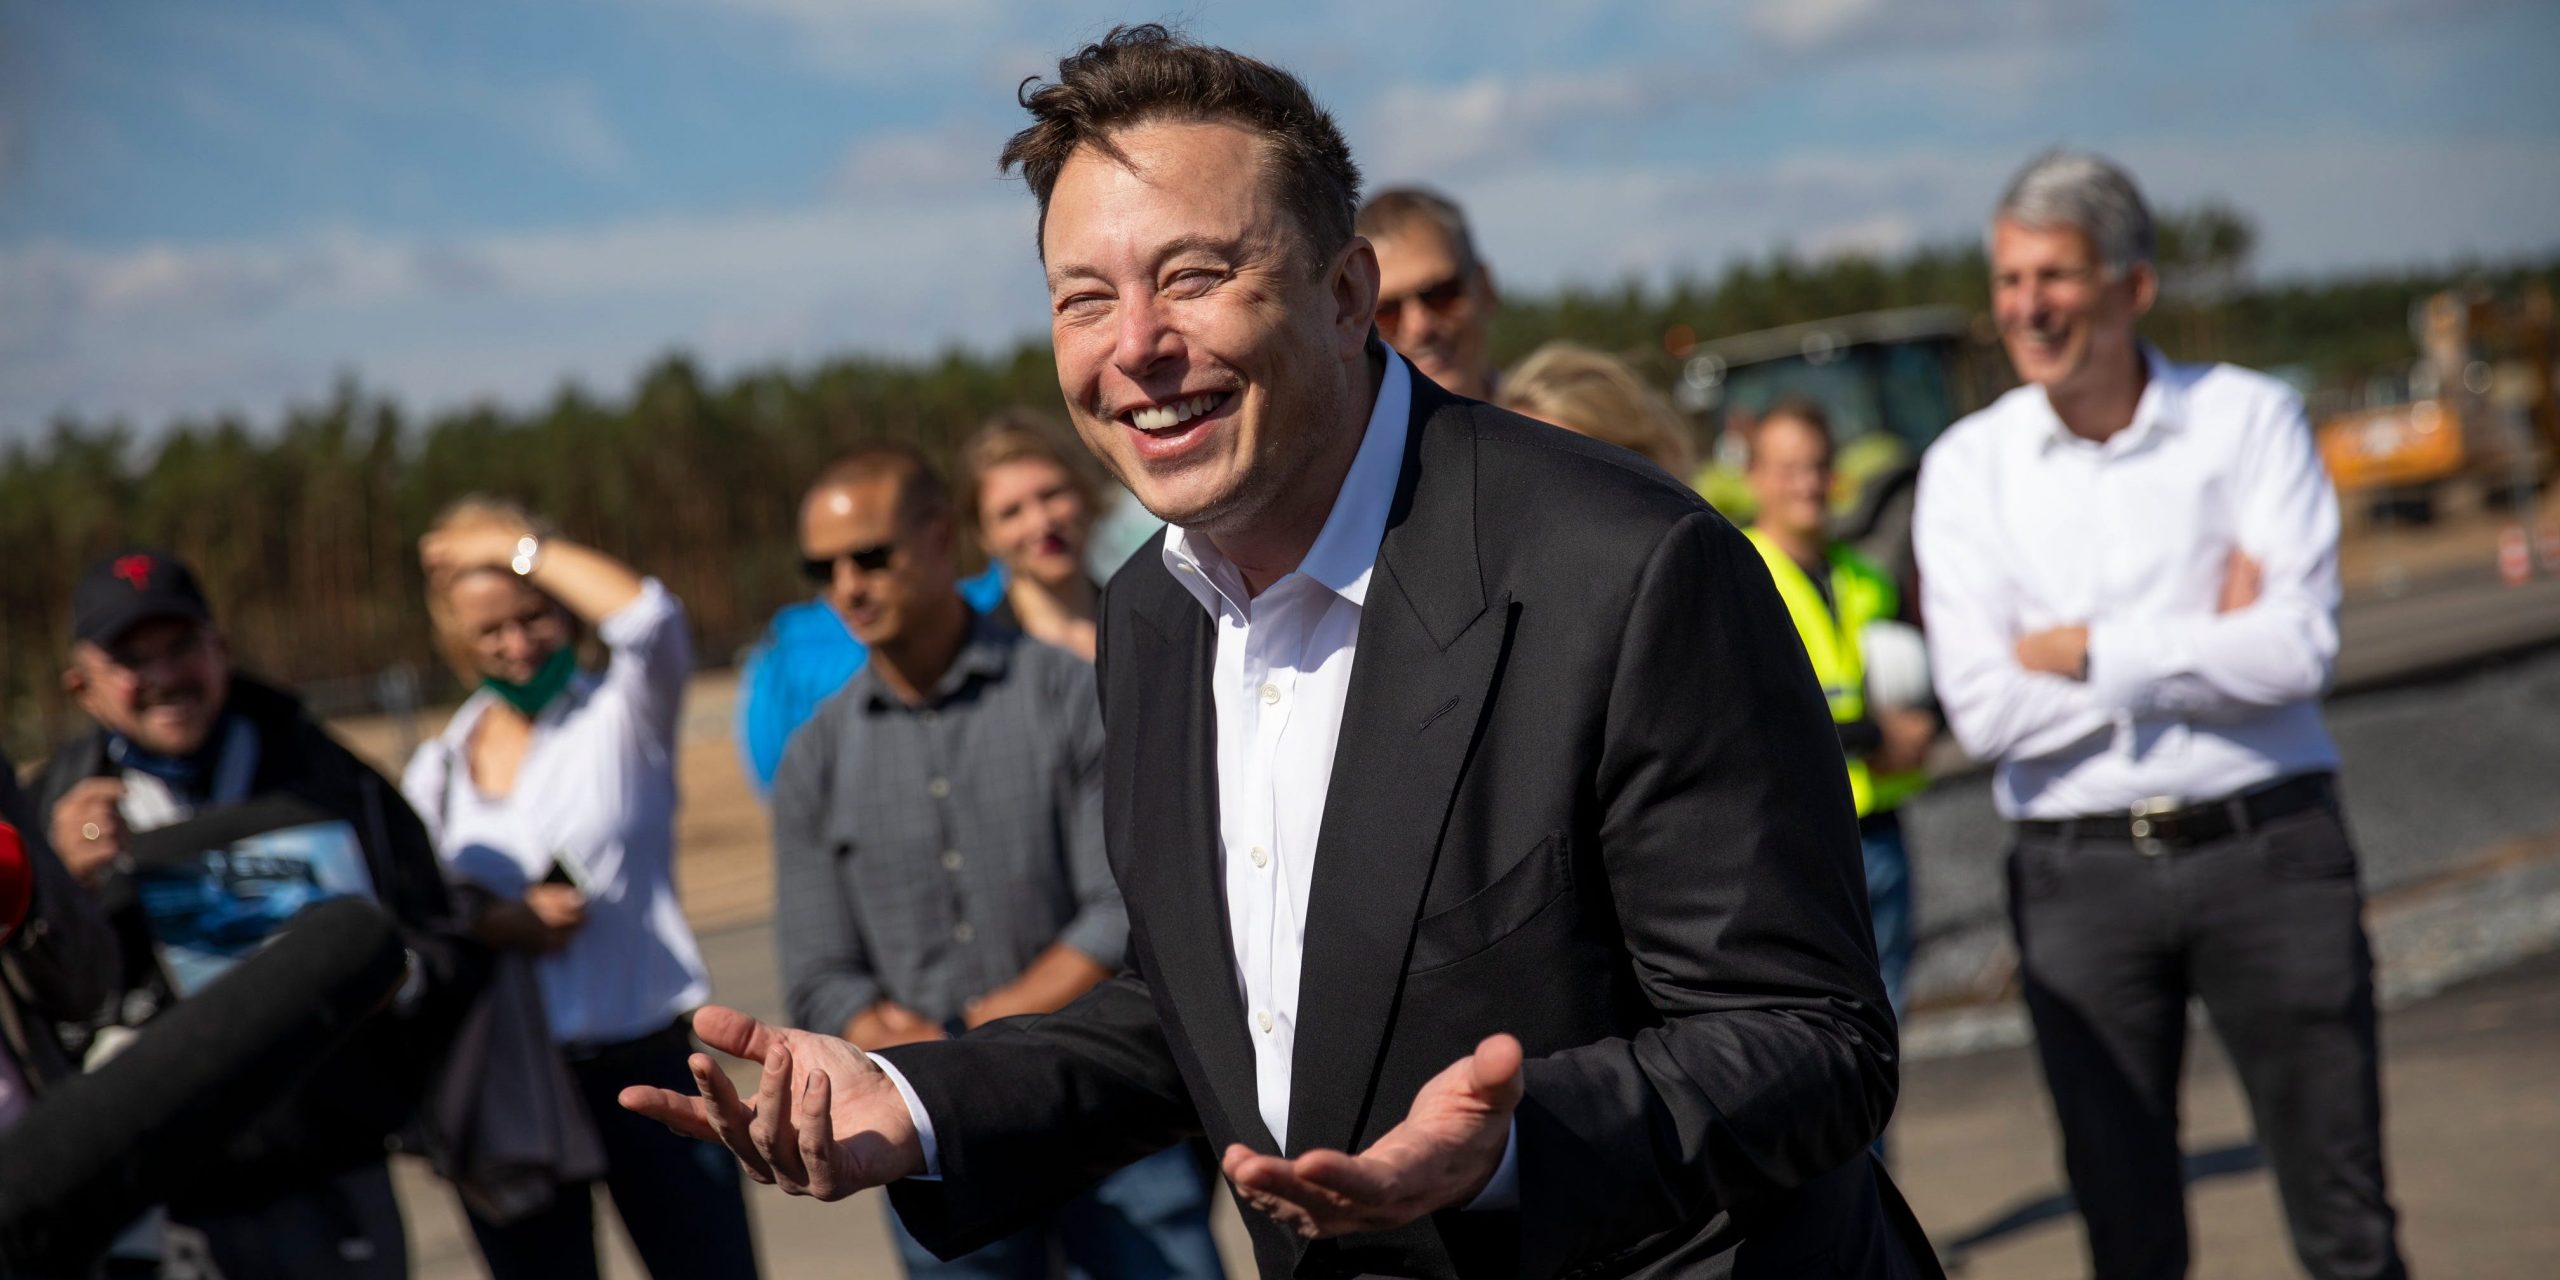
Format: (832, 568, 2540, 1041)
(35, 549, 481, 1279)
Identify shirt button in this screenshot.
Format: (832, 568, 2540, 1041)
(1259, 683, 1281, 706)
(926, 777, 950, 799)
(1249, 845, 1269, 869)
(1256, 1010, 1274, 1033)
(940, 850, 963, 871)
(953, 922, 976, 944)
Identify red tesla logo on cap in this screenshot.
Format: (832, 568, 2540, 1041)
(114, 555, 154, 590)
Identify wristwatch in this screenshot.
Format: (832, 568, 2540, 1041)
(509, 535, 542, 577)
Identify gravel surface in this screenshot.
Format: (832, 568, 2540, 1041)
(1901, 639, 2560, 1011)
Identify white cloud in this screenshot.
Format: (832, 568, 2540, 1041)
(1449, 132, 2560, 294)
(1362, 64, 1700, 181)
(13, 129, 2560, 439)
(830, 122, 1017, 201)
(1742, 0, 1891, 52)
(0, 191, 1050, 436)
(1740, 0, 2108, 56)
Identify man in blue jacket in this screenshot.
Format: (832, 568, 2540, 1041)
(736, 456, 1006, 795)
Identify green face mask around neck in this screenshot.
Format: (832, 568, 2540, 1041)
(482, 645, 577, 718)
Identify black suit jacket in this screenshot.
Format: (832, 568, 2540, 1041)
(884, 376, 1935, 1278)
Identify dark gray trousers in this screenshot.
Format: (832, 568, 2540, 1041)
(2008, 799, 2407, 1280)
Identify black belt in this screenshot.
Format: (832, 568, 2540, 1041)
(2018, 772, 2335, 851)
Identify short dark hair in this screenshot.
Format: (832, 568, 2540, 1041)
(1747, 398, 1837, 470)
(1357, 186, 1480, 273)
(999, 24, 1362, 266)
(811, 442, 951, 530)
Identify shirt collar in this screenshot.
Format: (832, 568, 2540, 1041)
(847, 605, 1014, 712)
(1161, 348, 1413, 617)
(2033, 342, 2182, 454)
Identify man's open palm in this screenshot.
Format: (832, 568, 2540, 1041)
(618, 1004, 924, 1199)
(1223, 1033, 1525, 1239)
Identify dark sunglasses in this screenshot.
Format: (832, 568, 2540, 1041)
(1373, 271, 1472, 330)
(800, 542, 897, 583)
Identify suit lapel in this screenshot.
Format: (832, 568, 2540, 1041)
(1285, 387, 1513, 1155)
(1117, 578, 1280, 1155)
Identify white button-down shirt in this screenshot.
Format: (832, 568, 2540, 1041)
(404, 579, 713, 1045)
(1913, 346, 2343, 819)
(1160, 351, 1411, 1151)
(884, 352, 1513, 1203)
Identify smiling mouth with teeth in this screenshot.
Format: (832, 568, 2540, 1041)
(1123, 392, 1229, 432)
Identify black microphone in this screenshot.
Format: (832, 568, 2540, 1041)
(0, 896, 408, 1272)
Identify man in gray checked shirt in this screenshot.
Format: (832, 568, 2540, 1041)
(769, 442, 1220, 1279)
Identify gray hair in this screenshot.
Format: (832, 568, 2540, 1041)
(1356, 186, 1481, 273)
(1992, 150, 2154, 277)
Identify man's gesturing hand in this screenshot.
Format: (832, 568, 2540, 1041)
(1223, 1033, 1524, 1239)
(618, 1005, 925, 1199)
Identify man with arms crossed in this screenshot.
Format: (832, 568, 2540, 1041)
(632, 27, 1932, 1278)
(1914, 152, 2404, 1280)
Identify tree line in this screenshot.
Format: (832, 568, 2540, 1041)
(6, 209, 2552, 755)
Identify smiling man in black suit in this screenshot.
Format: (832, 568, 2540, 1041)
(625, 25, 1936, 1279)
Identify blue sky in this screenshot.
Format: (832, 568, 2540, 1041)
(4, 0, 2556, 440)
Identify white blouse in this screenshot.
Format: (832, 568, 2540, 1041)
(403, 578, 711, 1046)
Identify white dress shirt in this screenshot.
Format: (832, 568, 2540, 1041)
(1913, 345, 2343, 819)
(403, 579, 713, 1045)
(1159, 351, 1411, 1153)
(882, 350, 1517, 1206)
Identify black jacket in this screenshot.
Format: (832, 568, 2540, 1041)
(1, 747, 121, 1108)
(34, 673, 485, 1208)
(881, 377, 1937, 1277)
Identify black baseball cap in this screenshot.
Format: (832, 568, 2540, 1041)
(71, 549, 213, 647)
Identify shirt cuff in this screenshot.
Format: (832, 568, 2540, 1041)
(865, 1052, 942, 1180)
(1461, 1118, 1520, 1211)
(597, 576, 681, 650)
(2083, 618, 2182, 716)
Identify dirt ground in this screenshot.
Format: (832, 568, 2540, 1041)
(337, 668, 2560, 1279)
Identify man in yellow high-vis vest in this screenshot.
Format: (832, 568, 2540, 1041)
(1743, 400, 1938, 1021)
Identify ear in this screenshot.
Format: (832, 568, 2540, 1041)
(2126, 261, 2159, 318)
(921, 511, 959, 559)
(62, 650, 102, 718)
(1476, 261, 1499, 307)
(1331, 236, 1383, 360)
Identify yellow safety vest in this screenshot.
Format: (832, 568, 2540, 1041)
(1744, 527, 1925, 817)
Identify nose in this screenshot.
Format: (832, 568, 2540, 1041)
(832, 559, 869, 603)
(494, 623, 542, 668)
(1111, 292, 1181, 381)
(1995, 285, 2036, 332)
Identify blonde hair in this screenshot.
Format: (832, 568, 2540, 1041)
(421, 495, 563, 683)
(957, 409, 1105, 542)
(1498, 343, 1697, 479)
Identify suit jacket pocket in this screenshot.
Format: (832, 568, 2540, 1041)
(1409, 831, 1573, 974)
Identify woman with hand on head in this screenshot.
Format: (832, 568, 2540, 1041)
(403, 497, 757, 1279)
(960, 410, 1107, 661)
